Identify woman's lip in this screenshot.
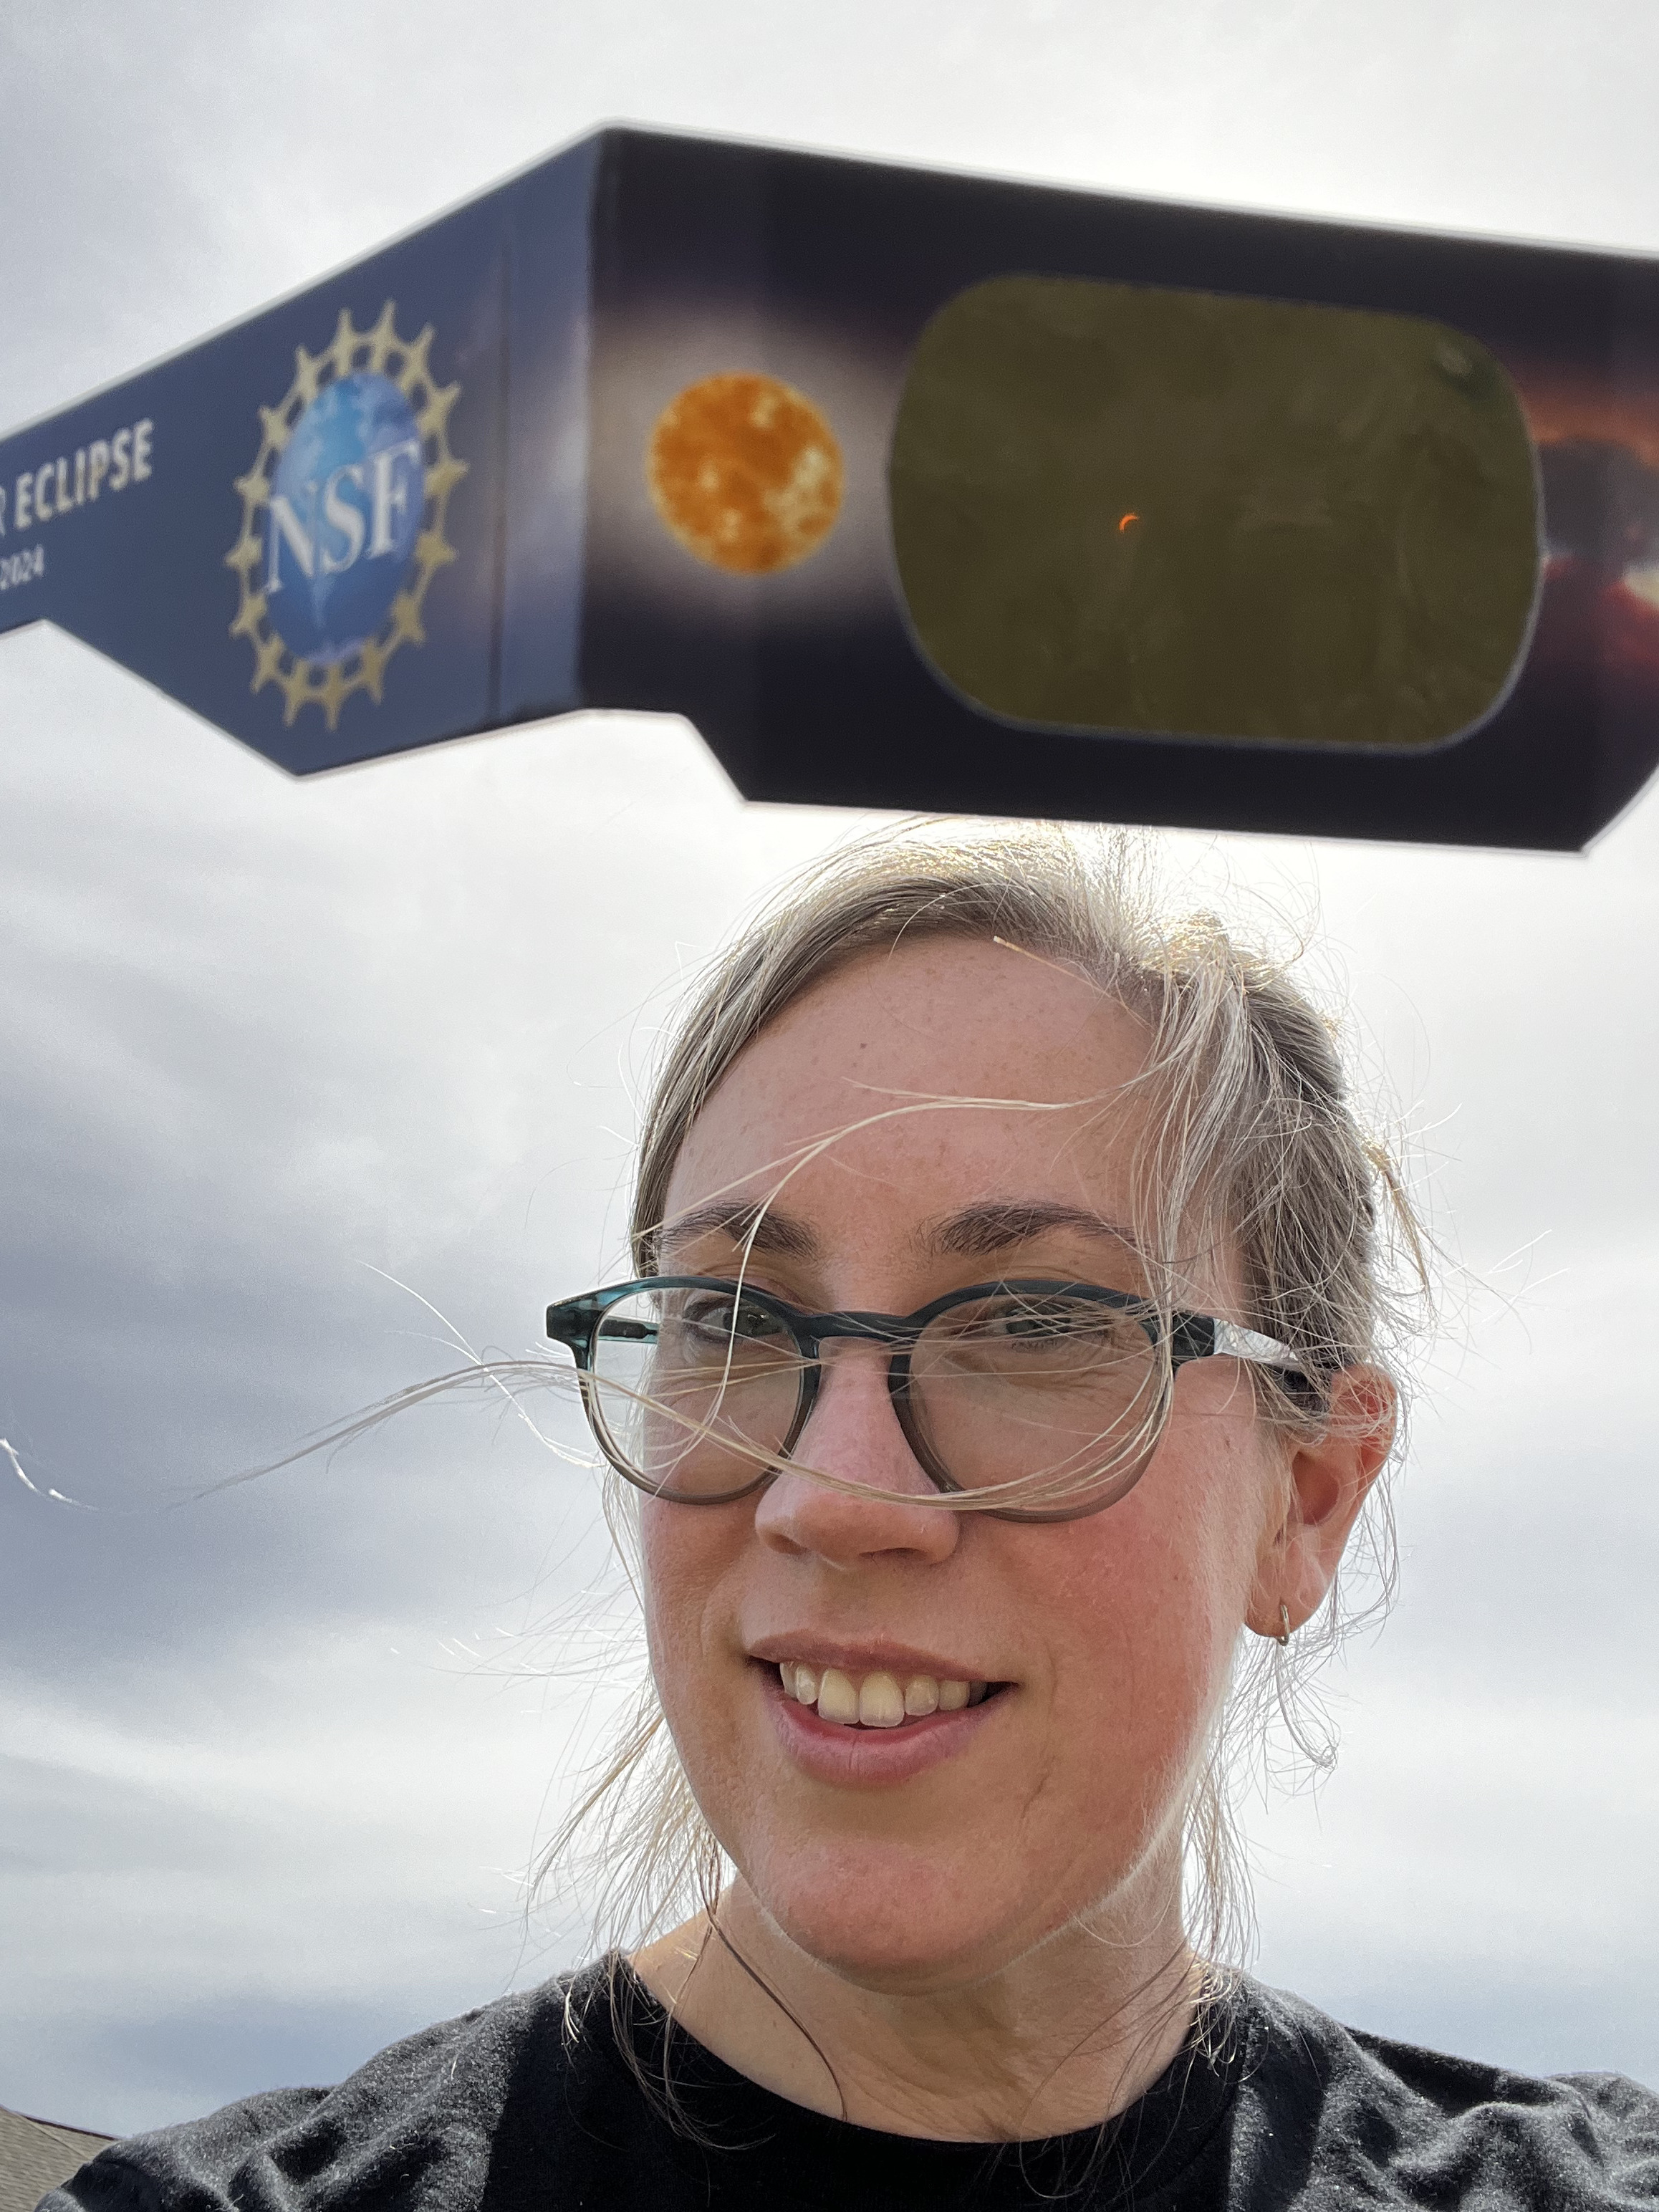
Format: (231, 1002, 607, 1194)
(746, 1636, 1004, 1681)
(763, 1668, 1007, 1786)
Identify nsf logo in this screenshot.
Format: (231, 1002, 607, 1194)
(226, 302, 466, 728)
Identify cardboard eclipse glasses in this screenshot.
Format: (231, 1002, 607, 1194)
(3, 126, 1658, 850)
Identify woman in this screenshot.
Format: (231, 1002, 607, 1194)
(49, 827, 1659, 2210)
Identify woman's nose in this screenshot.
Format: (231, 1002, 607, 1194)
(751, 1343, 961, 1566)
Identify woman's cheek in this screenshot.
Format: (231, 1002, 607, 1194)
(640, 1502, 740, 1758)
(640, 1511, 696, 1723)
(1036, 1471, 1250, 1779)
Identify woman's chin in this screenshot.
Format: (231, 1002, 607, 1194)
(734, 1842, 1064, 1994)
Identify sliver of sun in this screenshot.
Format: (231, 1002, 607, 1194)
(1118, 511, 1140, 532)
(647, 372, 845, 574)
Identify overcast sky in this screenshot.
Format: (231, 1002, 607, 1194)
(4, 0, 1658, 2140)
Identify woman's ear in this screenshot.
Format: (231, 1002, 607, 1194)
(1246, 1366, 1395, 1639)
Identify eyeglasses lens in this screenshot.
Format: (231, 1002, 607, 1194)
(590, 1287, 807, 1499)
(905, 1292, 1165, 1512)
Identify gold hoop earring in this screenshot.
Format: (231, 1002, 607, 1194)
(1276, 1602, 1292, 1646)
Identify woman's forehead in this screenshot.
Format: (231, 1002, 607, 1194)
(764, 938, 1142, 1093)
(665, 939, 1151, 1210)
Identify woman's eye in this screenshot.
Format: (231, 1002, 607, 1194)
(980, 1302, 1087, 1340)
(944, 1299, 1148, 1358)
(734, 1308, 787, 1340)
(681, 1299, 787, 1343)
(681, 1298, 739, 1334)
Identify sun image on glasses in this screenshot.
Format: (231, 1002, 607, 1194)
(544, 1277, 1313, 1525)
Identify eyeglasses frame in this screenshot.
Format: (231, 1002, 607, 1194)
(544, 1275, 1315, 1524)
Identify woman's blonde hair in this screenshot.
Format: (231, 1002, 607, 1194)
(547, 819, 1425, 1966)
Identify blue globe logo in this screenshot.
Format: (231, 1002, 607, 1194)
(228, 303, 466, 729)
(264, 371, 426, 663)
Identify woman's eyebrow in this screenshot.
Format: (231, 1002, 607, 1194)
(660, 1198, 820, 1258)
(922, 1201, 1143, 1257)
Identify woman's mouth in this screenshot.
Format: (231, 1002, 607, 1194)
(777, 1660, 991, 1728)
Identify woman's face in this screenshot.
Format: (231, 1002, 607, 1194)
(642, 938, 1298, 1992)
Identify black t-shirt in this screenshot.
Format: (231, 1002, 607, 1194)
(42, 1961, 1659, 2211)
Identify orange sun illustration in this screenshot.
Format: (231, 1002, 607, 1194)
(646, 372, 844, 574)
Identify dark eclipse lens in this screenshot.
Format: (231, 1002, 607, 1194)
(890, 275, 1539, 751)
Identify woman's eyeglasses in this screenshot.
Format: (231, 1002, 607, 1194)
(544, 1276, 1313, 1524)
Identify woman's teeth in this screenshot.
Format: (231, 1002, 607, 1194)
(779, 1661, 989, 1727)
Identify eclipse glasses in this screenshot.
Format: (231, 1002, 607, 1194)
(5, 125, 1658, 850)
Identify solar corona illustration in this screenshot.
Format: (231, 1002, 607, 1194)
(4, 124, 1659, 847)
